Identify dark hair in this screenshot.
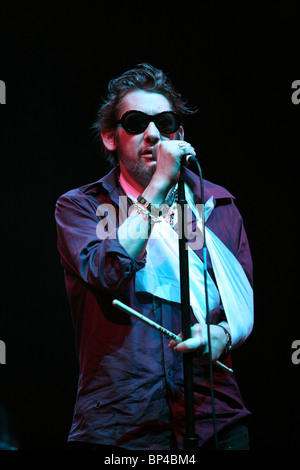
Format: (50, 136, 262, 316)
(92, 63, 197, 166)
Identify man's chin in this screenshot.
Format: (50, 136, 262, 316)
(119, 157, 156, 189)
(133, 164, 156, 187)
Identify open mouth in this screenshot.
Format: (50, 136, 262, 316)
(141, 147, 155, 159)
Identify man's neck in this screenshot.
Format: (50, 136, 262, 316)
(119, 171, 142, 200)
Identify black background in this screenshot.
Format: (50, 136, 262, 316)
(0, 3, 299, 451)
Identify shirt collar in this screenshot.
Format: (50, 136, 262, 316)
(84, 166, 234, 205)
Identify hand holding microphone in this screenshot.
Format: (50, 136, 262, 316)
(152, 139, 197, 164)
(178, 141, 198, 166)
(151, 140, 197, 191)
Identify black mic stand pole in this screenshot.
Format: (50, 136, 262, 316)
(177, 167, 199, 450)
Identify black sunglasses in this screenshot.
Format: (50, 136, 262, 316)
(116, 110, 181, 135)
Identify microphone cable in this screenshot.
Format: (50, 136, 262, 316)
(185, 155, 219, 450)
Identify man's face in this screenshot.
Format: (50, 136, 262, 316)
(114, 90, 182, 190)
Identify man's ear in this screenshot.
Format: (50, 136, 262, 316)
(101, 128, 117, 151)
(176, 126, 184, 140)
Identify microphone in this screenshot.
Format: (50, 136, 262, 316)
(181, 154, 198, 166)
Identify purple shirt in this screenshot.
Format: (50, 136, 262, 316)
(55, 167, 253, 450)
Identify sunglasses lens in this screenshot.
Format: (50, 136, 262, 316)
(122, 112, 148, 134)
(119, 111, 181, 134)
(155, 112, 180, 134)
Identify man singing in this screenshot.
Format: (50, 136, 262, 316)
(55, 63, 254, 450)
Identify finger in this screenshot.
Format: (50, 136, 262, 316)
(177, 141, 197, 157)
(171, 324, 205, 352)
(168, 332, 182, 349)
(172, 336, 202, 353)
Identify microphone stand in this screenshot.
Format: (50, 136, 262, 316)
(113, 157, 219, 449)
(177, 167, 199, 450)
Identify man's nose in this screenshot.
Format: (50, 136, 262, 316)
(143, 121, 161, 143)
